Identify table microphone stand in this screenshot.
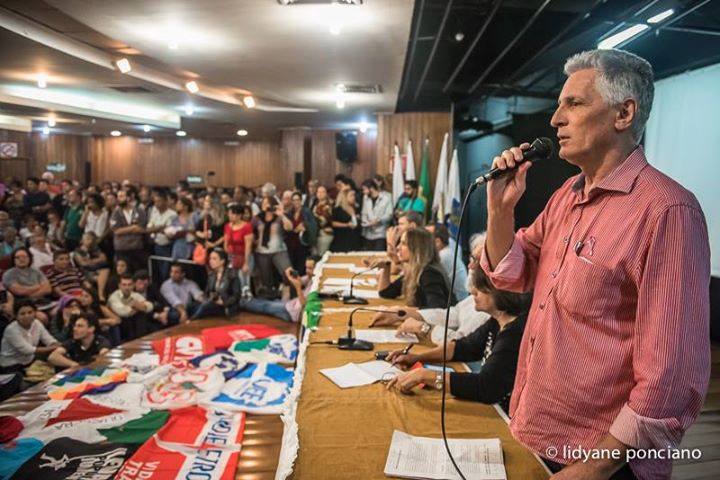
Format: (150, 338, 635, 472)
(342, 266, 377, 305)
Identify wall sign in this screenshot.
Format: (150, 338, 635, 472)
(0, 142, 18, 158)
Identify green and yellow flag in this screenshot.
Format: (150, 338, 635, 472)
(417, 137, 432, 222)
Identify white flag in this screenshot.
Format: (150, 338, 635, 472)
(446, 148, 461, 216)
(405, 140, 416, 181)
(431, 133, 449, 223)
(392, 143, 405, 206)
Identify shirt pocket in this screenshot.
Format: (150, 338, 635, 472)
(554, 256, 621, 319)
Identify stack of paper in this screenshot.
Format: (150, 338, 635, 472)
(354, 329, 418, 344)
(320, 360, 401, 389)
(384, 430, 507, 480)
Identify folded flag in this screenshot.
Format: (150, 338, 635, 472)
(98, 410, 170, 444)
(143, 363, 225, 410)
(0, 438, 43, 480)
(189, 351, 247, 380)
(47, 368, 128, 400)
(209, 363, 293, 414)
(201, 324, 282, 351)
(152, 335, 211, 364)
(9, 437, 137, 480)
(229, 334, 298, 364)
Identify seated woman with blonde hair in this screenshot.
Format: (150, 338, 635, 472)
(376, 228, 454, 309)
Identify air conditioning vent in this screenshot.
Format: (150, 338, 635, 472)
(342, 84, 382, 94)
(108, 86, 157, 94)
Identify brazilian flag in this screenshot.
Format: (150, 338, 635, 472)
(417, 137, 432, 222)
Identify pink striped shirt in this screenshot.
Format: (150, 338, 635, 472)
(481, 147, 711, 479)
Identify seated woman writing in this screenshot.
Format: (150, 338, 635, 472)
(376, 228, 454, 309)
(385, 267, 531, 413)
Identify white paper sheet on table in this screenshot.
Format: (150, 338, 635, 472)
(318, 288, 380, 299)
(322, 277, 377, 287)
(384, 430, 507, 480)
(318, 263, 357, 270)
(320, 360, 401, 388)
(354, 329, 418, 344)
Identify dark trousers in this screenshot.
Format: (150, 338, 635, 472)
(153, 244, 174, 280)
(542, 458, 637, 479)
(119, 312, 149, 341)
(363, 237, 387, 251)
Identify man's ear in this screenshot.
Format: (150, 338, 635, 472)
(615, 98, 637, 135)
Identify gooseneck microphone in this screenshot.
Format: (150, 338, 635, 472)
(342, 261, 391, 305)
(337, 307, 407, 351)
(472, 137, 554, 186)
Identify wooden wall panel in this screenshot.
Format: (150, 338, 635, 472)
(309, 129, 377, 187)
(91, 136, 291, 189)
(0, 129, 89, 182)
(375, 112, 452, 191)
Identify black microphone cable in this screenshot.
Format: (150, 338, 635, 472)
(439, 181, 478, 480)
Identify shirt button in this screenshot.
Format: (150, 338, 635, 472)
(539, 303, 545, 310)
(551, 271, 558, 278)
(563, 237, 569, 243)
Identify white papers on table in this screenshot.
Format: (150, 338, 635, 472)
(320, 360, 401, 388)
(318, 288, 380, 299)
(318, 263, 357, 270)
(350, 266, 380, 274)
(384, 430, 507, 480)
(322, 277, 378, 287)
(354, 329, 418, 344)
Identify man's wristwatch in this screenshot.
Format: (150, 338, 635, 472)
(420, 322, 432, 336)
(434, 373, 444, 391)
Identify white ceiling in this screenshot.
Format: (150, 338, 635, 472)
(0, 0, 414, 138)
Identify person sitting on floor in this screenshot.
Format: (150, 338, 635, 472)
(240, 256, 317, 322)
(73, 232, 111, 302)
(107, 273, 153, 341)
(376, 228, 455, 309)
(192, 249, 241, 319)
(0, 299, 59, 374)
(133, 270, 170, 331)
(385, 266, 532, 413)
(44, 249, 85, 298)
(160, 262, 204, 324)
(48, 313, 111, 369)
(48, 295, 83, 342)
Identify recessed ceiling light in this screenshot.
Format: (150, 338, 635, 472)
(42, 126, 50, 135)
(111, 130, 122, 137)
(184, 105, 195, 116)
(168, 42, 179, 50)
(336, 98, 346, 109)
(359, 121, 368, 133)
(243, 96, 256, 108)
(454, 32, 465, 42)
(335, 83, 346, 92)
(176, 130, 187, 137)
(37, 73, 47, 88)
(329, 25, 342, 35)
(185, 81, 199, 93)
(115, 58, 132, 73)
(143, 124, 151, 132)
(647, 9, 674, 24)
(237, 129, 248, 136)
(47, 117, 56, 127)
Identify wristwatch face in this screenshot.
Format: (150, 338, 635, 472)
(421, 323, 431, 335)
(434, 373, 443, 390)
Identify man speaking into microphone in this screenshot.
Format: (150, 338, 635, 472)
(479, 49, 710, 480)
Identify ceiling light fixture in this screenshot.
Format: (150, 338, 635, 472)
(47, 116, 56, 127)
(115, 58, 132, 73)
(168, 42, 179, 50)
(359, 121, 368, 133)
(185, 81, 199, 93)
(329, 25, 342, 35)
(598, 24, 649, 49)
(647, 9, 675, 24)
(37, 73, 47, 88)
(42, 126, 50, 135)
(336, 98, 346, 109)
(243, 96, 256, 108)
(454, 32, 465, 42)
(111, 130, 122, 137)
(237, 129, 248, 136)
(184, 105, 195, 116)
(143, 124, 151, 132)
(176, 130, 187, 137)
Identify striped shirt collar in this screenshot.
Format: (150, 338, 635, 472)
(571, 146, 648, 197)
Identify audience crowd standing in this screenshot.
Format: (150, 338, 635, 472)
(0, 172, 481, 399)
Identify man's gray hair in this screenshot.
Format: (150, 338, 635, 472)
(564, 49, 654, 143)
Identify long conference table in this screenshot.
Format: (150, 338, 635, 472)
(0, 252, 550, 479)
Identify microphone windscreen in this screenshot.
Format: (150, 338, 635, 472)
(397, 309, 406, 317)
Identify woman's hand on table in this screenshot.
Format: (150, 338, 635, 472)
(396, 318, 426, 336)
(386, 368, 435, 393)
(370, 310, 403, 327)
(386, 350, 420, 369)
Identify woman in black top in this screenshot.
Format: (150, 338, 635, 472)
(385, 266, 532, 413)
(330, 190, 361, 252)
(377, 228, 454, 309)
(191, 249, 241, 319)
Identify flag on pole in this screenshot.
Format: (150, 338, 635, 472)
(446, 147, 461, 238)
(392, 143, 405, 206)
(432, 133, 449, 224)
(417, 137, 432, 221)
(405, 140, 416, 181)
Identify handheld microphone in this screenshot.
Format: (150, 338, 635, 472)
(342, 262, 389, 305)
(337, 307, 407, 351)
(472, 137, 554, 186)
